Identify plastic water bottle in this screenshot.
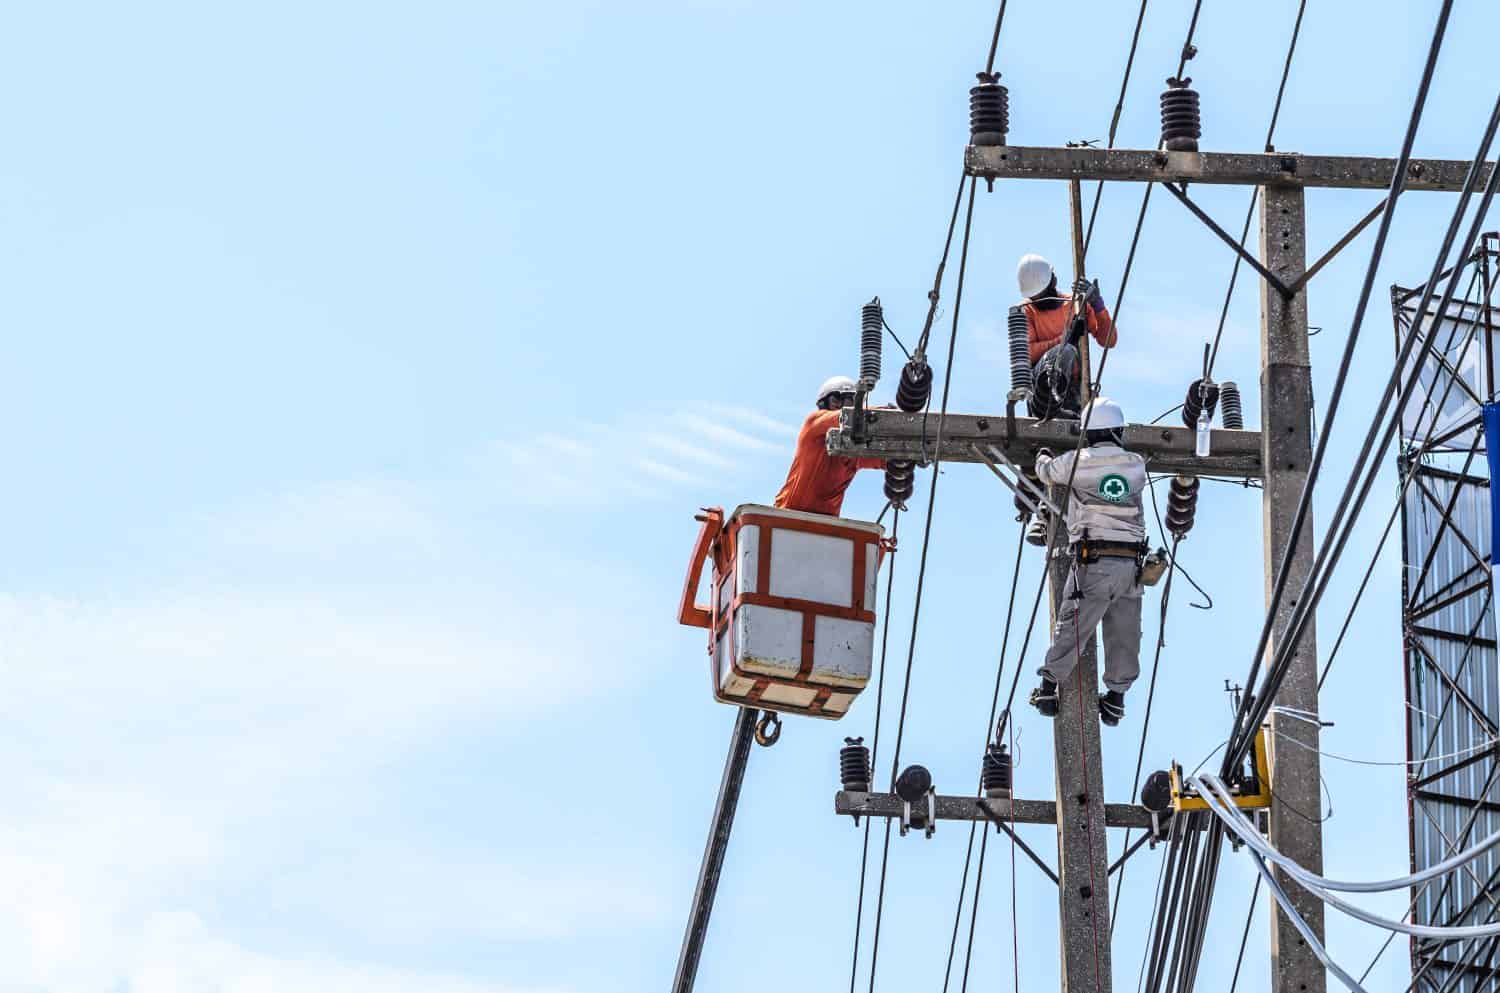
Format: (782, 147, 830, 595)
(1195, 407, 1212, 457)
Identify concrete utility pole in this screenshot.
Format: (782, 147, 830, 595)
(1258, 184, 1326, 993)
(1049, 176, 1111, 992)
(828, 144, 1485, 993)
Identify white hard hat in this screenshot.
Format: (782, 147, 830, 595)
(1083, 396, 1126, 430)
(1017, 254, 1054, 298)
(817, 375, 858, 406)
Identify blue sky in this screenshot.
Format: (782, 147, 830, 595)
(0, 0, 1497, 990)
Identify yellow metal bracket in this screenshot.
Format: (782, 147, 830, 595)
(1168, 726, 1272, 813)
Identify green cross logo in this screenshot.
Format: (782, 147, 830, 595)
(1098, 473, 1130, 504)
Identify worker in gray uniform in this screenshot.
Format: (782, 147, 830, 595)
(1027, 397, 1147, 727)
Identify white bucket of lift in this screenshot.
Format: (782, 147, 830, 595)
(678, 504, 884, 719)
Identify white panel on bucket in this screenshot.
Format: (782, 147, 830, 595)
(864, 549, 877, 608)
(759, 683, 818, 708)
(813, 615, 874, 687)
(736, 525, 760, 597)
(824, 692, 854, 715)
(769, 529, 853, 606)
(734, 603, 804, 679)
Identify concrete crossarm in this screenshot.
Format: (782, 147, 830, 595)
(965, 144, 1492, 192)
(830, 409, 1263, 479)
(835, 790, 1157, 829)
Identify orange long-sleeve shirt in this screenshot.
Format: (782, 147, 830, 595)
(1024, 300, 1117, 365)
(774, 409, 885, 516)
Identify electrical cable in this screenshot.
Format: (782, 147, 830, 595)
(1228, 90, 1500, 774)
(1223, 0, 1464, 774)
(1205, 0, 1309, 377)
(1109, 536, 1182, 935)
(846, 510, 902, 993)
(864, 176, 979, 993)
(1081, 0, 1152, 257)
(1196, 776, 1500, 934)
(983, 0, 1008, 75)
(942, 527, 1031, 993)
(1226, 875, 1262, 993)
(1244, 848, 1370, 993)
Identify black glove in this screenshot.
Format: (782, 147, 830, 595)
(1073, 277, 1105, 313)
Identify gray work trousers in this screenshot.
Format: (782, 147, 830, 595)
(1039, 556, 1143, 693)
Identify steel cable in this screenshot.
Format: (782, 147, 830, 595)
(1226, 81, 1500, 774)
(864, 176, 979, 993)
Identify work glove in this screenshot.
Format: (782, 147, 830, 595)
(1035, 447, 1053, 460)
(1073, 276, 1105, 314)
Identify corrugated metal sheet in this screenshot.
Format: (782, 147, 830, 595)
(1403, 464, 1499, 993)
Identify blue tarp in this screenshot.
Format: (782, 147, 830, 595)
(1485, 402, 1500, 566)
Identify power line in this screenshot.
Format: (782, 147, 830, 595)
(1223, 0, 1461, 774)
(864, 174, 979, 993)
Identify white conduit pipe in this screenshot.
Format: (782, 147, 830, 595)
(1196, 775, 1500, 892)
(1192, 776, 1500, 940)
(1243, 848, 1370, 993)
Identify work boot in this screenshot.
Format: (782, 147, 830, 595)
(1025, 510, 1049, 547)
(1099, 690, 1126, 727)
(1029, 678, 1059, 718)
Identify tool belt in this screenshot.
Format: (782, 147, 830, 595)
(1073, 539, 1148, 564)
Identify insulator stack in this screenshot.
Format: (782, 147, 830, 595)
(895, 357, 934, 412)
(1181, 378, 1220, 429)
(1167, 474, 1200, 539)
(884, 459, 915, 506)
(1219, 381, 1244, 429)
(1160, 77, 1201, 152)
(969, 72, 1009, 147)
(1008, 307, 1032, 391)
(860, 298, 884, 388)
(981, 742, 1013, 799)
(840, 737, 872, 793)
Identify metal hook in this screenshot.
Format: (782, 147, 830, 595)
(754, 711, 782, 747)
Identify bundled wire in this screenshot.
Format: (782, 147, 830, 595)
(1196, 776, 1500, 939)
(1222, 0, 1466, 778)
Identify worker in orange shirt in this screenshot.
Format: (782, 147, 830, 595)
(1012, 253, 1117, 419)
(774, 376, 886, 516)
(1011, 254, 1119, 545)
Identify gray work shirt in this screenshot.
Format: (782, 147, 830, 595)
(1035, 443, 1148, 544)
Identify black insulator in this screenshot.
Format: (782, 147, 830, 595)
(981, 742, 1013, 799)
(894, 764, 932, 803)
(1160, 77, 1201, 152)
(884, 459, 915, 506)
(969, 71, 1009, 147)
(1167, 474, 1200, 539)
(840, 737, 872, 793)
(861, 297, 884, 387)
(1007, 306, 1032, 392)
(1141, 769, 1174, 813)
(1180, 378, 1220, 429)
(1219, 381, 1244, 430)
(895, 358, 933, 412)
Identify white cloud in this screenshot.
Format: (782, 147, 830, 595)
(707, 405, 801, 438)
(484, 407, 793, 505)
